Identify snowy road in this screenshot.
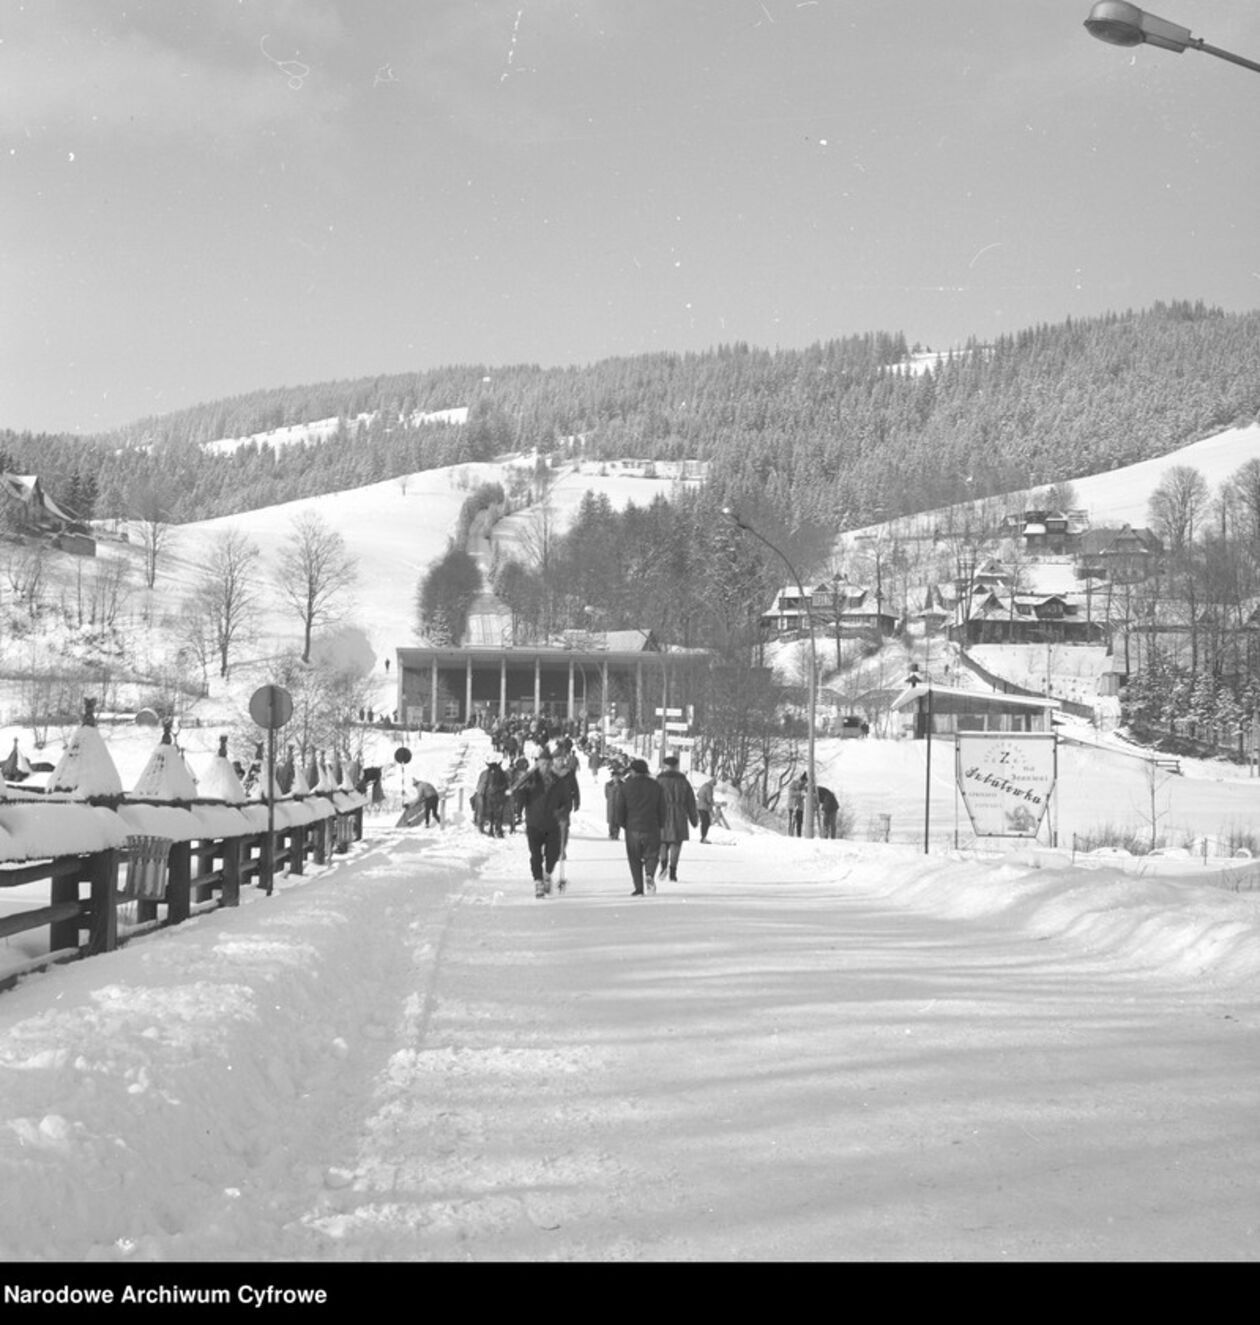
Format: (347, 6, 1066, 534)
(2, 794, 1259, 1263)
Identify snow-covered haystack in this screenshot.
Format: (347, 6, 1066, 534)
(46, 699, 123, 800)
(314, 755, 338, 794)
(130, 722, 199, 802)
(195, 736, 248, 804)
(289, 757, 312, 797)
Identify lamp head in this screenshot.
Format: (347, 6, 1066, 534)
(1084, 2, 1193, 53)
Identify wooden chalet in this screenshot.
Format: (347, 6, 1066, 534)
(760, 578, 896, 638)
(0, 472, 95, 555)
(951, 587, 1105, 646)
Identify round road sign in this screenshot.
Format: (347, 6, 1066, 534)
(249, 684, 294, 730)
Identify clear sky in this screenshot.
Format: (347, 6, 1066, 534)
(2, 0, 1258, 435)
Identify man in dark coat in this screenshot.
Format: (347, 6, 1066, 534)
(656, 755, 699, 883)
(476, 757, 510, 836)
(612, 758, 667, 896)
(816, 785, 839, 839)
(510, 749, 575, 898)
(604, 765, 624, 839)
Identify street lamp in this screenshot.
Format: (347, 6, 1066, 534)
(1084, 3, 1260, 75)
(722, 507, 817, 839)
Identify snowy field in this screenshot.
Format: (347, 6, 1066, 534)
(83, 455, 699, 673)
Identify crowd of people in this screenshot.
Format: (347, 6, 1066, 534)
(403, 711, 843, 899)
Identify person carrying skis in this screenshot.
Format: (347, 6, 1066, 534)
(551, 738, 582, 887)
(510, 749, 575, 898)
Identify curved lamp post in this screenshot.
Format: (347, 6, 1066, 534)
(1084, 2, 1260, 75)
(722, 507, 817, 838)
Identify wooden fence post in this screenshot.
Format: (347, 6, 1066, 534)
(221, 838, 241, 908)
(311, 817, 327, 867)
(86, 848, 119, 956)
(167, 841, 191, 924)
(289, 825, 305, 876)
(49, 871, 81, 954)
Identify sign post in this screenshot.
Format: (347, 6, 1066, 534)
(394, 745, 413, 805)
(955, 733, 1058, 843)
(249, 684, 293, 894)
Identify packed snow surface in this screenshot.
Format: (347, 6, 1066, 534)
(2, 730, 1259, 1263)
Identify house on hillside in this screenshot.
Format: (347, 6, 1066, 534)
(910, 583, 953, 636)
(951, 587, 1105, 646)
(0, 472, 96, 555)
(760, 579, 896, 638)
(1000, 508, 1089, 554)
(1075, 525, 1163, 585)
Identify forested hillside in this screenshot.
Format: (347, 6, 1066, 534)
(3, 302, 1257, 531)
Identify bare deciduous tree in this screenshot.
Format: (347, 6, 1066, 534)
(187, 527, 262, 678)
(134, 481, 175, 589)
(274, 513, 358, 663)
(1148, 465, 1209, 555)
(1225, 457, 1260, 545)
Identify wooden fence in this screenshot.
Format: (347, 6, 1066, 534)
(0, 792, 366, 991)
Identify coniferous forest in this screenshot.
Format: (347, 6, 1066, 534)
(2, 302, 1257, 535)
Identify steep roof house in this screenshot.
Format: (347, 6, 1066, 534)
(951, 588, 1105, 646)
(0, 472, 96, 555)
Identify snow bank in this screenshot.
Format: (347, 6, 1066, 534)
(831, 841, 1260, 986)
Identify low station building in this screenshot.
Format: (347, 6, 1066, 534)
(394, 637, 710, 732)
(890, 679, 1061, 739)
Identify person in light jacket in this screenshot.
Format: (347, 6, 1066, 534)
(656, 755, 699, 883)
(695, 777, 716, 843)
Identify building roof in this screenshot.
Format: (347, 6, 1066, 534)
(889, 683, 1061, 713)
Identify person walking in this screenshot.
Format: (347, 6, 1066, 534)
(816, 784, 839, 839)
(510, 749, 575, 898)
(605, 763, 625, 839)
(479, 757, 509, 837)
(787, 773, 806, 837)
(612, 758, 666, 896)
(551, 738, 582, 888)
(657, 754, 698, 883)
(508, 753, 529, 832)
(695, 776, 716, 843)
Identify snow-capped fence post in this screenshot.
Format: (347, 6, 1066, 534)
(220, 838, 242, 908)
(1, 710, 369, 988)
(165, 841, 192, 925)
(49, 863, 86, 956)
(289, 824, 306, 875)
(311, 818, 328, 867)
(85, 848, 119, 956)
